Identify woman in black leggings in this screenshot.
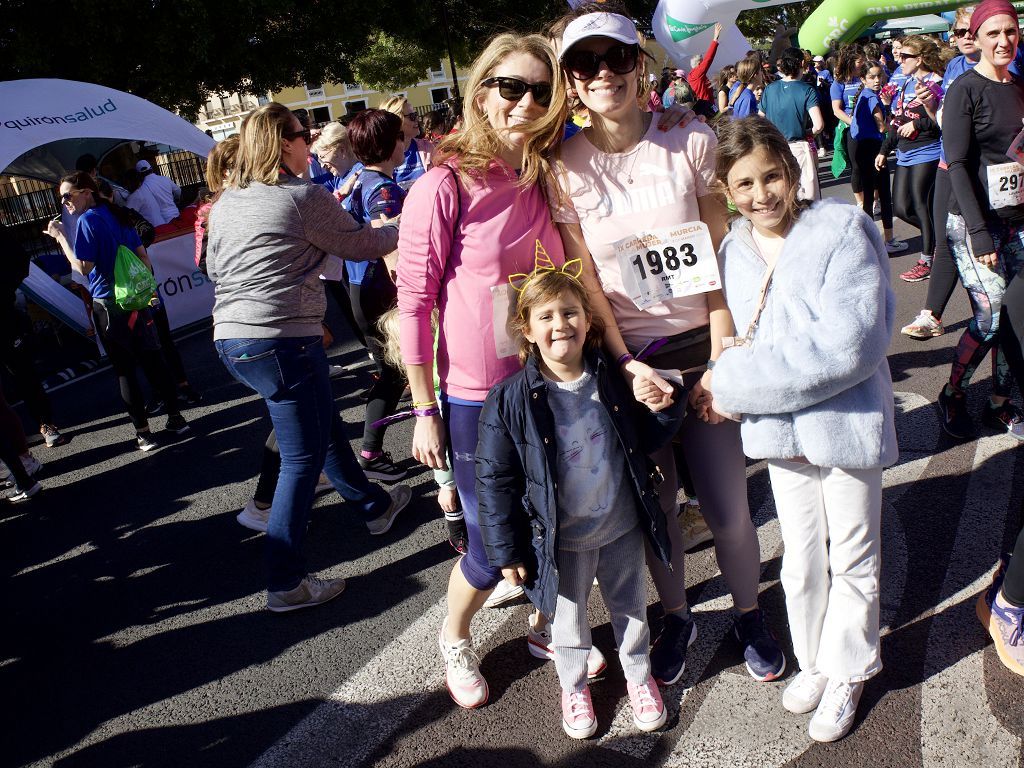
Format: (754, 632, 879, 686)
(877, 35, 944, 267)
(979, 263, 1024, 677)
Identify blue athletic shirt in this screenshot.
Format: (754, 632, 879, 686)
(851, 89, 885, 142)
(346, 169, 405, 284)
(829, 78, 862, 115)
(393, 141, 428, 190)
(732, 87, 758, 118)
(74, 204, 143, 300)
(314, 163, 364, 213)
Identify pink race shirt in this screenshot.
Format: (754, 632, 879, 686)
(556, 117, 718, 348)
(397, 160, 565, 401)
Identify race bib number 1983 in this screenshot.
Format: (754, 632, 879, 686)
(614, 222, 720, 311)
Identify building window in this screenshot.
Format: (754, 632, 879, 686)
(344, 83, 359, 92)
(430, 87, 450, 104)
(429, 62, 445, 80)
(311, 106, 331, 125)
(305, 83, 325, 99)
(345, 100, 367, 115)
(257, 94, 270, 106)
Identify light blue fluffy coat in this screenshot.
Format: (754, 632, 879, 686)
(713, 198, 898, 469)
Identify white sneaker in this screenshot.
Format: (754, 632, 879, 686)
(483, 579, 525, 609)
(679, 500, 713, 551)
(808, 679, 864, 742)
(439, 617, 488, 708)
(8, 482, 42, 503)
(237, 500, 271, 532)
(527, 611, 607, 678)
(366, 484, 412, 535)
(782, 669, 829, 714)
(266, 574, 346, 612)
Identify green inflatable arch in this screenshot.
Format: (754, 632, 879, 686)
(799, 0, 1024, 54)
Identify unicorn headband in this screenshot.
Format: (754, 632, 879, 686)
(508, 240, 583, 291)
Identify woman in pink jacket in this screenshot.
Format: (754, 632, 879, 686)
(397, 33, 569, 710)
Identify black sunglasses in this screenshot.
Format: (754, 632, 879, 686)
(899, 52, 919, 60)
(481, 76, 553, 108)
(282, 128, 312, 144)
(563, 43, 640, 81)
(60, 191, 76, 203)
(951, 27, 971, 38)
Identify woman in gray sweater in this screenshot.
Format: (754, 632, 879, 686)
(208, 102, 410, 613)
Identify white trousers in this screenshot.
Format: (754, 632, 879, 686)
(789, 140, 821, 202)
(767, 460, 883, 683)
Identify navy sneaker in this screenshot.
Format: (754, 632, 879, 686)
(733, 609, 786, 681)
(650, 613, 697, 685)
(937, 387, 974, 440)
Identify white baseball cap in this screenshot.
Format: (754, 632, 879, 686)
(135, 160, 152, 173)
(560, 12, 640, 60)
(812, 55, 825, 62)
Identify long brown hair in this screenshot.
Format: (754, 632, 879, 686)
(714, 116, 805, 227)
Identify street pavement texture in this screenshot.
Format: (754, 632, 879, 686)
(3, 169, 1023, 768)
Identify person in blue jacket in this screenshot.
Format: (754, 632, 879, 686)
(476, 267, 684, 739)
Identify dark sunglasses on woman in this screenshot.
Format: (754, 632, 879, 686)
(282, 128, 312, 144)
(950, 27, 970, 38)
(481, 76, 553, 108)
(563, 43, 640, 81)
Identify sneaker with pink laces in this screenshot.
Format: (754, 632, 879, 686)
(561, 687, 598, 739)
(627, 676, 667, 732)
(900, 309, 944, 340)
(900, 260, 931, 282)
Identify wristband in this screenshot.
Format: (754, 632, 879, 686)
(413, 407, 441, 418)
(706, 359, 716, 370)
(412, 400, 437, 408)
(617, 352, 634, 367)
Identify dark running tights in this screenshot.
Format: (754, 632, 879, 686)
(892, 160, 938, 257)
(996, 274, 1024, 607)
(0, 390, 31, 491)
(924, 168, 960, 318)
(855, 138, 894, 229)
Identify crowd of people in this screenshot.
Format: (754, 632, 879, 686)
(3, 0, 1023, 749)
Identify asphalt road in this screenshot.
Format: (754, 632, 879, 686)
(3, 167, 1023, 768)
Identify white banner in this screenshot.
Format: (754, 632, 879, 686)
(148, 233, 214, 330)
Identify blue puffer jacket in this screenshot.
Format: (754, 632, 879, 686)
(476, 349, 685, 620)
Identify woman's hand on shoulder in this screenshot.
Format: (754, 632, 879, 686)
(658, 104, 698, 132)
(412, 415, 448, 470)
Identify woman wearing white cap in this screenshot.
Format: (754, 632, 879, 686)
(553, 2, 785, 691)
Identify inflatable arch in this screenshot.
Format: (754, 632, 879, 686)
(652, 0, 1024, 66)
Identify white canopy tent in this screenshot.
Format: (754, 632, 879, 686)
(0, 79, 215, 181)
(1, 79, 217, 335)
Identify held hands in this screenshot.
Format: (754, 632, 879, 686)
(624, 359, 675, 412)
(502, 563, 528, 587)
(412, 415, 448, 471)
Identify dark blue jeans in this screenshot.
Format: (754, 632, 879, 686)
(216, 336, 391, 591)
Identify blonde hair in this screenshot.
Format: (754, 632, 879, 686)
(511, 271, 604, 365)
(380, 95, 409, 119)
(377, 305, 437, 371)
(434, 33, 567, 190)
(229, 102, 294, 188)
(310, 122, 350, 158)
(205, 135, 239, 194)
(954, 5, 975, 27)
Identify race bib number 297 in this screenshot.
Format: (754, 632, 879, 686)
(614, 222, 720, 311)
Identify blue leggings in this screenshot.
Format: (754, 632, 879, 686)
(445, 400, 504, 590)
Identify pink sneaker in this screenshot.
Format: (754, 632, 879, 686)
(438, 618, 488, 708)
(561, 687, 598, 739)
(627, 675, 667, 732)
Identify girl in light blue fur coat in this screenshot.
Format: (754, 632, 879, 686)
(705, 117, 896, 745)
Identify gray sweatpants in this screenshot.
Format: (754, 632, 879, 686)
(552, 525, 651, 692)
